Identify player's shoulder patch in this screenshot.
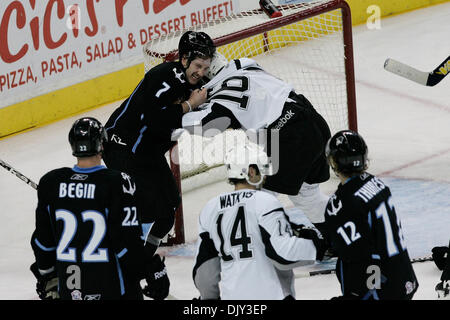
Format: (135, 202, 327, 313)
(326, 193, 343, 217)
(119, 171, 136, 196)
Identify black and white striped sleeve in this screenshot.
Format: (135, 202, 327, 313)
(256, 193, 316, 270)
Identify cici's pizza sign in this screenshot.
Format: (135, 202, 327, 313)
(0, 0, 196, 64)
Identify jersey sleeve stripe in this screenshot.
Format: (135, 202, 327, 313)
(34, 238, 56, 252)
(262, 207, 285, 217)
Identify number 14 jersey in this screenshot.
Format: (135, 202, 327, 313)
(193, 189, 317, 300)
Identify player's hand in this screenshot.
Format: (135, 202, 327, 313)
(432, 246, 449, 270)
(291, 224, 329, 261)
(188, 88, 208, 110)
(30, 262, 59, 300)
(436, 281, 450, 300)
(142, 254, 170, 300)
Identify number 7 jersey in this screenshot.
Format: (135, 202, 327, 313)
(183, 58, 294, 130)
(193, 189, 317, 300)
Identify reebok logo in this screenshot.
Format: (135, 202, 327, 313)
(273, 110, 295, 130)
(154, 267, 167, 280)
(70, 174, 88, 181)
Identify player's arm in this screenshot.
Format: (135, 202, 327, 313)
(182, 102, 241, 137)
(107, 173, 145, 280)
(192, 206, 221, 300)
(30, 173, 59, 300)
(30, 174, 56, 272)
(257, 194, 317, 270)
(324, 197, 374, 299)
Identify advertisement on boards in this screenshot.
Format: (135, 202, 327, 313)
(0, 0, 239, 109)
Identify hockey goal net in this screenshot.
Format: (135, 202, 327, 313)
(143, 0, 357, 245)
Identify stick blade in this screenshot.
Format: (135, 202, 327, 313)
(384, 58, 429, 86)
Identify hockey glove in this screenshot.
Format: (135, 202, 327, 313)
(30, 262, 59, 300)
(142, 254, 170, 300)
(291, 224, 328, 261)
(436, 281, 450, 300)
(432, 246, 449, 271)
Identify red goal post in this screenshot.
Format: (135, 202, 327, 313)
(143, 0, 357, 245)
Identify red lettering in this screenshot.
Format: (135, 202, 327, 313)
(11, 71, 17, 88)
(191, 12, 198, 26)
(218, 4, 224, 18)
(29, 0, 40, 51)
(85, 0, 100, 37)
(49, 59, 57, 76)
(0, 1, 28, 63)
(212, 5, 217, 20)
(94, 45, 101, 60)
(142, 0, 150, 14)
(115, 38, 123, 53)
(43, 0, 67, 49)
(115, 0, 128, 27)
(224, 1, 231, 15)
(180, 15, 187, 29)
(0, 76, 6, 91)
(27, 67, 35, 83)
(206, 7, 211, 21)
(69, 4, 80, 38)
(18, 68, 25, 86)
(153, 0, 176, 15)
(173, 18, 180, 31)
(41, 61, 48, 78)
(140, 29, 148, 45)
(86, 46, 93, 63)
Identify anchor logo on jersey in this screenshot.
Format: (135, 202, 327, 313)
(121, 172, 136, 196)
(173, 68, 185, 83)
(327, 195, 342, 216)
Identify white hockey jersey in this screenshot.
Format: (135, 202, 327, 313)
(182, 58, 294, 131)
(193, 189, 316, 300)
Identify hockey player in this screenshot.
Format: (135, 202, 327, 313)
(103, 31, 214, 272)
(432, 241, 450, 299)
(323, 130, 418, 300)
(30, 117, 155, 300)
(182, 52, 331, 226)
(192, 144, 327, 300)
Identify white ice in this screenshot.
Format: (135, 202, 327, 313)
(1, 3, 449, 300)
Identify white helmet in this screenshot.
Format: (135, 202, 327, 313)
(224, 143, 271, 186)
(206, 51, 229, 80)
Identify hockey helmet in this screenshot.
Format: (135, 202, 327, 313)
(69, 117, 107, 157)
(178, 31, 215, 64)
(325, 130, 368, 174)
(206, 51, 229, 80)
(224, 143, 271, 186)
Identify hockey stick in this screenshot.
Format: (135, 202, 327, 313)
(0, 159, 38, 190)
(384, 55, 450, 86)
(295, 255, 433, 279)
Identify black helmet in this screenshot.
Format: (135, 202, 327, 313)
(325, 130, 368, 174)
(68, 117, 107, 157)
(178, 31, 215, 64)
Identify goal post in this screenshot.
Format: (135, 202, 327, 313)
(143, 0, 357, 245)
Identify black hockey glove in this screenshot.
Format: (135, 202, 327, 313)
(291, 224, 328, 261)
(142, 254, 170, 300)
(30, 262, 59, 300)
(432, 246, 449, 271)
(435, 281, 450, 300)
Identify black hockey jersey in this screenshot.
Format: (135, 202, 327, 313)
(31, 165, 144, 300)
(324, 173, 418, 300)
(105, 61, 198, 157)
